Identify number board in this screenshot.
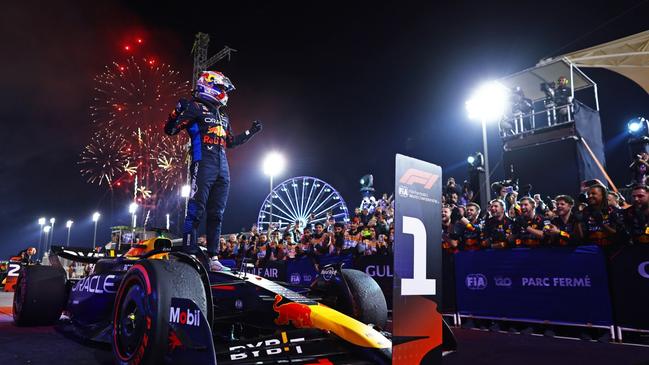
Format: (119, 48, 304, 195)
(3, 263, 21, 292)
(393, 154, 442, 364)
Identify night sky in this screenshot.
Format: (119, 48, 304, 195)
(1, 1, 648, 258)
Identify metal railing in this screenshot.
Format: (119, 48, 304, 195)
(499, 102, 575, 137)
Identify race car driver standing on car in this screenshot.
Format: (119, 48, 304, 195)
(165, 71, 262, 270)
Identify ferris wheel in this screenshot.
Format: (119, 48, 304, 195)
(257, 176, 349, 232)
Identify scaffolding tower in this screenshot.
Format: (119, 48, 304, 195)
(191, 32, 236, 88)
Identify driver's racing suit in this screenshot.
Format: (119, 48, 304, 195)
(165, 98, 259, 256)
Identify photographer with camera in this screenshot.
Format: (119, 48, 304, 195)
(576, 184, 623, 247)
(511, 197, 545, 247)
(629, 152, 649, 186)
(504, 191, 519, 212)
(454, 202, 483, 251)
(460, 181, 475, 206)
(533, 194, 548, 216)
(492, 179, 518, 200)
(622, 184, 649, 245)
(442, 206, 459, 254)
(544, 195, 578, 246)
(482, 199, 513, 249)
(446, 177, 461, 197)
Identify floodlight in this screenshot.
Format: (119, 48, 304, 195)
(466, 81, 509, 122)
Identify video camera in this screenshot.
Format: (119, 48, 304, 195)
(540, 82, 556, 100)
(491, 179, 519, 195)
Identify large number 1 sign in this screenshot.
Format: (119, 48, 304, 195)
(393, 154, 442, 365)
(402, 216, 436, 296)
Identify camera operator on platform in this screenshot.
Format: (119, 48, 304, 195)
(554, 76, 572, 121)
(507, 86, 534, 133)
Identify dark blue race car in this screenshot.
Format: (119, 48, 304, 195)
(12, 237, 391, 365)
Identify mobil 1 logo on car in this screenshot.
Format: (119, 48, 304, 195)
(169, 298, 206, 328)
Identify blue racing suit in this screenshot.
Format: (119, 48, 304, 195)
(165, 97, 260, 256)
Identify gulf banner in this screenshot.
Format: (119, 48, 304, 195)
(393, 154, 442, 364)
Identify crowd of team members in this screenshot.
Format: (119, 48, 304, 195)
(210, 176, 649, 263)
(213, 196, 395, 266)
(442, 178, 649, 253)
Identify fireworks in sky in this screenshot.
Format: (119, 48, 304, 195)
(79, 130, 131, 187)
(90, 56, 189, 134)
(80, 53, 191, 211)
(154, 134, 189, 193)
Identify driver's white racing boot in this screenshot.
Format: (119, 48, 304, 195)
(209, 256, 226, 272)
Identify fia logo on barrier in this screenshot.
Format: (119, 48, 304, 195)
(466, 274, 488, 290)
(290, 273, 301, 285)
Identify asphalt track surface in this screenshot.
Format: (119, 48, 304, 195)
(2, 292, 649, 365)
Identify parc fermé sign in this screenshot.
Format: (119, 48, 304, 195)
(393, 154, 442, 365)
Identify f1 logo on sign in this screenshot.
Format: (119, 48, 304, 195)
(399, 168, 439, 190)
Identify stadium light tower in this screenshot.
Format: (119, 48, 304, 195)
(43, 225, 51, 255)
(466, 81, 509, 202)
(129, 202, 138, 228)
(262, 152, 286, 231)
(92, 212, 100, 249)
(48, 217, 56, 251)
(66, 220, 73, 247)
(129, 202, 138, 243)
(38, 217, 46, 256)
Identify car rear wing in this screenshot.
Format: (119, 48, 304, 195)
(50, 245, 125, 264)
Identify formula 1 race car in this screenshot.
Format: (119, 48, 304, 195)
(12, 237, 392, 364)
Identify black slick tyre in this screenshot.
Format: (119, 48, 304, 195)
(13, 265, 67, 326)
(341, 268, 388, 328)
(112, 259, 206, 365)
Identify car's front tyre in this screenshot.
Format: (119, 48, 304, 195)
(112, 259, 207, 365)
